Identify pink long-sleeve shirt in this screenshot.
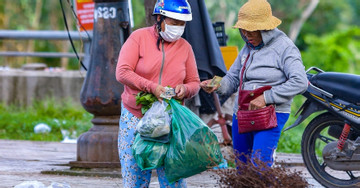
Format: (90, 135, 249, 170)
(116, 25, 200, 118)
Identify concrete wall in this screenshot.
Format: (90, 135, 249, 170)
(0, 70, 85, 106)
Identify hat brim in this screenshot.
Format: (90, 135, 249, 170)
(154, 10, 192, 21)
(233, 16, 281, 31)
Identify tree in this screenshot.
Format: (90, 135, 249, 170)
(288, 0, 319, 42)
(205, 0, 360, 51)
(296, 0, 356, 50)
(301, 27, 360, 74)
(144, 0, 157, 26)
(0, 0, 77, 68)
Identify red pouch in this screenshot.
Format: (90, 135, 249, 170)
(236, 53, 277, 133)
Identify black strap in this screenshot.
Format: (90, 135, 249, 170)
(59, 0, 87, 70)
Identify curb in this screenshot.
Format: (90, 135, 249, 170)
(275, 153, 304, 167)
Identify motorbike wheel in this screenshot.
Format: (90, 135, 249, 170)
(302, 112, 360, 188)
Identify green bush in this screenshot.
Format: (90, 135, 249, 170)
(301, 27, 360, 74)
(277, 95, 305, 153)
(226, 28, 245, 50)
(277, 95, 325, 154)
(0, 96, 321, 154)
(0, 98, 92, 141)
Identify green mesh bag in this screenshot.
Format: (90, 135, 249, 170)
(165, 99, 223, 184)
(132, 133, 169, 170)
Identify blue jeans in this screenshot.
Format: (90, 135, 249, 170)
(232, 112, 289, 167)
(118, 104, 186, 188)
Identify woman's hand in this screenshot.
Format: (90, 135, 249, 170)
(174, 84, 186, 100)
(154, 85, 166, 102)
(200, 80, 220, 93)
(249, 94, 266, 110)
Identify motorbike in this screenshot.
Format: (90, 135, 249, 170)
(284, 67, 360, 188)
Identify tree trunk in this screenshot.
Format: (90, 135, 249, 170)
(26, 0, 43, 64)
(2, 0, 12, 66)
(144, 0, 157, 26)
(51, 0, 73, 69)
(288, 0, 320, 42)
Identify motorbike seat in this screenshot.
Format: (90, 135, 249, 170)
(310, 72, 360, 104)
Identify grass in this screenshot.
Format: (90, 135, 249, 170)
(277, 95, 324, 154)
(0, 95, 316, 154)
(0, 98, 93, 141)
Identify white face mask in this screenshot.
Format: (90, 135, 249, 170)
(159, 20, 185, 42)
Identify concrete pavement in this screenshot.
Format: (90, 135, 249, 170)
(0, 139, 323, 188)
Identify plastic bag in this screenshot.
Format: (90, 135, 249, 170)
(132, 133, 169, 170)
(140, 133, 171, 144)
(136, 101, 171, 138)
(165, 99, 223, 183)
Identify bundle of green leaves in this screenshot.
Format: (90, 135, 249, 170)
(135, 91, 158, 115)
(135, 91, 182, 115)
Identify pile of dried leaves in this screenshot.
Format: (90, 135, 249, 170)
(212, 154, 309, 188)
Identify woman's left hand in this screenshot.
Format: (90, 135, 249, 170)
(174, 84, 186, 100)
(249, 94, 266, 110)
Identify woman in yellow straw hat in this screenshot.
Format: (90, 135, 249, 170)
(200, 0, 308, 167)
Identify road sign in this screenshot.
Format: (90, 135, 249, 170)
(75, 0, 94, 31)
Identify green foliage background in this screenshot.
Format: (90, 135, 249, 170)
(1, 0, 360, 153)
(0, 98, 92, 141)
(302, 27, 360, 74)
(1, 0, 360, 72)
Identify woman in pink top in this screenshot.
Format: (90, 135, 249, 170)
(116, 0, 200, 187)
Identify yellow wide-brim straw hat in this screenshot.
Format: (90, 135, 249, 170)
(233, 0, 281, 31)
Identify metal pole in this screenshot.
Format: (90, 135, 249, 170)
(69, 0, 130, 168)
(0, 30, 90, 41)
(0, 51, 85, 58)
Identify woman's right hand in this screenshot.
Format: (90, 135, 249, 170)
(200, 79, 220, 93)
(154, 85, 166, 101)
